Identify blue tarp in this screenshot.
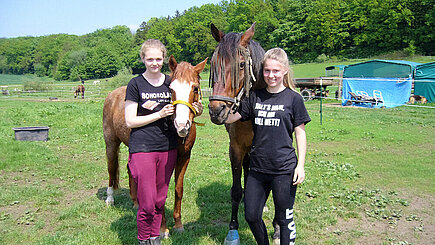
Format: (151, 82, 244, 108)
(342, 77, 412, 108)
(342, 60, 420, 108)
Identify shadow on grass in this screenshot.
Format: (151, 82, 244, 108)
(96, 187, 138, 244)
(168, 181, 254, 244)
(97, 182, 256, 244)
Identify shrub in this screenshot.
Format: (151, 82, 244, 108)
(23, 80, 52, 91)
(108, 67, 134, 89)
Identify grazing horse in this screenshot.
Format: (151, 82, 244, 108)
(74, 84, 85, 99)
(103, 56, 207, 237)
(208, 23, 280, 244)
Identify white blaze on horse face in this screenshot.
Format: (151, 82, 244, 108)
(170, 79, 192, 136)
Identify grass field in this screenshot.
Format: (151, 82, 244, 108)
(0, 89, 434, 244)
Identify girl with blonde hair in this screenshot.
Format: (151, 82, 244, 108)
(226, 47, 310, 244)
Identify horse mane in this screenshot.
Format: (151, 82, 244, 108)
(210, 32, 265, 96)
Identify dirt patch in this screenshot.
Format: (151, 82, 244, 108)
(0, 168, 103, 234)
(328, 193, 434, 244)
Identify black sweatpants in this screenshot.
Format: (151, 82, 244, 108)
(244, 170, 297, 245)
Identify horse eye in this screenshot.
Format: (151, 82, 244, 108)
(240, 62, 246, 69)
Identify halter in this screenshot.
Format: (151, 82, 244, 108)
(209, 45, 256, 112)
(172, 100, 198, 116)
(171, 86, 204, 126)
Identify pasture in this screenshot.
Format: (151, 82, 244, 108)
(0, 93, 433, 244)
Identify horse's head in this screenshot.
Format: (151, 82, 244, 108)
(208, 23, 265, 125)
(169, 56, 207, 137)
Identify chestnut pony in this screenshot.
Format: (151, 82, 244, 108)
(103, 56, 207, 237)
(208, 23, 280, 244)
(74, 84, 85, 99)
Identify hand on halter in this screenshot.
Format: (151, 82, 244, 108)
(192, 101, 203, 117)
(159, 104, 174, 118)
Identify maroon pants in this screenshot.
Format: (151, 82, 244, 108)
(128, 149, 177, 241)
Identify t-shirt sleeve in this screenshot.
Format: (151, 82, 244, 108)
(125, 78, 139, 102)
(292, 93, 311, 127)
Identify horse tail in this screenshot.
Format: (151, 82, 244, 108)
(103, 97, 122, 190)
(106, 141, 121, 189)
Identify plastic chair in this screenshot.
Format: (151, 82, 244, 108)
(373, 90, 384, 106)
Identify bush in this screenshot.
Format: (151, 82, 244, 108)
(316, 54, 329, 63)
(108, 67, 134, 89)
(403, 41, 416, 57)
(23, 80, 53, 91)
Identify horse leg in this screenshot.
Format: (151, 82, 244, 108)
(172, 151, 190, 233)
(105, 139, 121, 206)
(160, 208, 170, 239)
(159, 150, 189, 238)
(222, 146, 244, 245)
(272, 220, 280, 245)
(128, 165, 139, 208)
(228, 144, 245, 231)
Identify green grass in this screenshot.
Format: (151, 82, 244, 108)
(0, 74, 58, 86)
(0, 94, 433, 244)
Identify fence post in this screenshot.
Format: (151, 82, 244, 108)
(320, 78, 323, 125)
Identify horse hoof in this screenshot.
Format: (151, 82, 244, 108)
(105, 198, 114, 206)
(160, 231, 170, 239)
(272, 238, 280, 245)
(263, 205, 269, 212)
(224, 230, 240, 245)
(272, 229, 280, 245)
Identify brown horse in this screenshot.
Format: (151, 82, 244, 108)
(103, 56, 207, 237)
(208, 23, 280, 244)
(74, 84, 85, 99)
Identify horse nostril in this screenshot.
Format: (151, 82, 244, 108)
(209, 103, 227, 116)
(175, 119, 191, 131)
(186, 120, 191, 129)
(218, 104, 228, 117)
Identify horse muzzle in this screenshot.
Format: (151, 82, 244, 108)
(174, 119, 192, 137)
(208, 102, 230, 125)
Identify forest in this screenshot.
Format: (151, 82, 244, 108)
(0, 0, 433, 81)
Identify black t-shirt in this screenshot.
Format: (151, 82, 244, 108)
(238, 88, 311, 174)
(125, 74, 178, 153)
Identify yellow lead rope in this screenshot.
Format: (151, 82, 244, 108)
(171, 87, 205, 126)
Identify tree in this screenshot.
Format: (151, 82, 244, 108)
(80, 45, 123, 79)
(54, 49, 87, 80)
(0, 37, 36, 74)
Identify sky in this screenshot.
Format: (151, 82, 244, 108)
(0, 0, 223, 38)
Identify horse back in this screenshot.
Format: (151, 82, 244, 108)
(103, 86, 130, 146)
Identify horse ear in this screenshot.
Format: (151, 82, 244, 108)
(169, 55, 177, 72)
(240, 22, 256, 47)
(211, 23, 224, 42)
(194, 57, 208, 74)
